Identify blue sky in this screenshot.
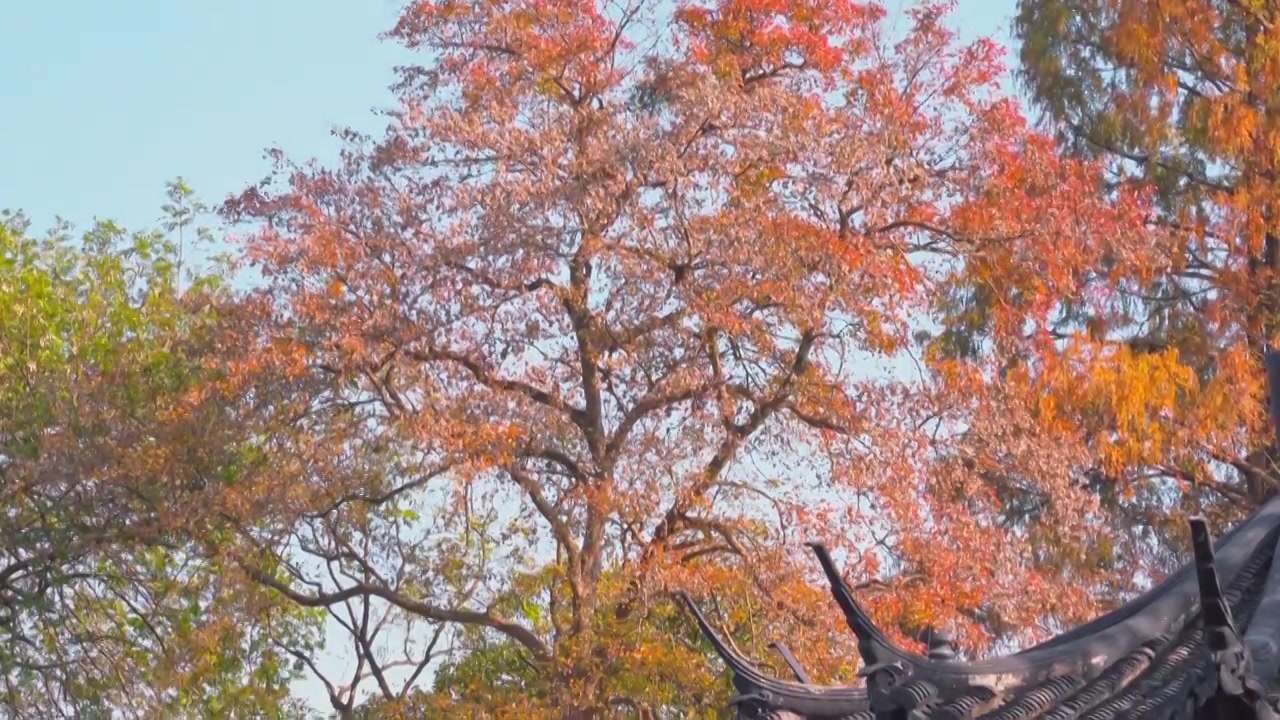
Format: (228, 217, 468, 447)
(1, 0, 1017, 233)
(1, 0, 410, 231)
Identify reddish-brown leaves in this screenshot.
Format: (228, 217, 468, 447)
(221, 0, 1172, 713)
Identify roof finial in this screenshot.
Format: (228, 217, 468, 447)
(1188, 517, 1278, 717)
(920, 627, 957, 661)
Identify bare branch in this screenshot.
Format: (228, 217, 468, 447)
(238, 560, 553, 663)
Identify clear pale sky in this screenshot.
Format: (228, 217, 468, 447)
(0, 0, 1017, 713)
(2, 0, 1018, 232)
(2, 0, 411, 231)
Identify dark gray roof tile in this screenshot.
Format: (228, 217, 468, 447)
(687, 501, 1280, 720)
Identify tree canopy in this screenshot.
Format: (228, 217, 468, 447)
(0, 192, 316, 719)
(1014, 0, 1280, 554)
(213, 0, 1182, 715)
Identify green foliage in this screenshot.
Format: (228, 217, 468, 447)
(0, 190, 316, 718)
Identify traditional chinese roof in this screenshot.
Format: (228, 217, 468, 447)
(681, 500, 1280, 720)
(681, 351, 1280, 719)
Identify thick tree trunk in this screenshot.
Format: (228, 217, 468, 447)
(1245, 230, 1280, 505)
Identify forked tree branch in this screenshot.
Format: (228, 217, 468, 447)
(238, 560, 553, 663)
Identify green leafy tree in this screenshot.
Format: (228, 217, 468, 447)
(0, 191, 317, 719)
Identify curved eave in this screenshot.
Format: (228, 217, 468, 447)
(802, 494, 1280, 693)
(677, 592, 873, 717)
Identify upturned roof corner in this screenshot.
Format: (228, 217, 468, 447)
(676, 349, 1280, 719)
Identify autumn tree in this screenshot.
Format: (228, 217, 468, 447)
(1004, 0, 1280, 565)
(223, 0, 1156, 715)
(0, 197, 317, 719)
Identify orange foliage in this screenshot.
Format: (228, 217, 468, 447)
(218, 0, 1176, 715)
(1009, 0, 1280, 553)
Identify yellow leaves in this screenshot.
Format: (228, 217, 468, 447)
(1036, 390, 1059, 427)
(1099, 344, 1191, 418)
(325, 277, 344, 299)
(533, 73, 561, 98)
(1014, 339, 1200, 473)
